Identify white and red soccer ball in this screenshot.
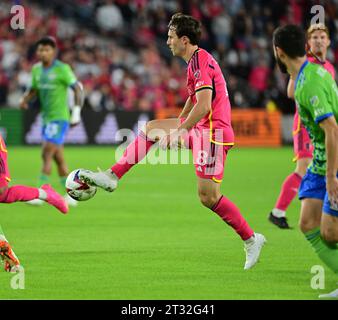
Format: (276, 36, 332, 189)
(66, 169, 97, 201)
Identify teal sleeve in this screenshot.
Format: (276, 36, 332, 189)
(302, 78, 333, 124)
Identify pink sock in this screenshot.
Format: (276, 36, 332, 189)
(0, 185, 39, 203)
(111, 131, 155, 179)
(211, 196, 254, 241)
(275, 173, 302, 211)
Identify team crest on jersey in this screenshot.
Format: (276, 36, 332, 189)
(194, 70, 201, 79)
(310, 95, 319, 107)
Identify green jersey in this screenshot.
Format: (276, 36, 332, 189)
(294, 61, 338, 176)
(31, 59, 77, 124)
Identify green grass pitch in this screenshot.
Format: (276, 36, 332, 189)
(0, 146, 336, 300)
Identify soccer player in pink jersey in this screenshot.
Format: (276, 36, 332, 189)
(0, 133, 68, 272)
(80, 13, 266, 270)
(269, 23, 336, 229)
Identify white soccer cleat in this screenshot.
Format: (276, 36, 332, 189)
(244, 233, 266, 270)
(79, 169, 118, 192)
(26, 199, 44, 206)
(319, 285, 338, 299)
(64, 194, 78, 207)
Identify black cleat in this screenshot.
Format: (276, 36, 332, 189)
(268, 212, 291, 229)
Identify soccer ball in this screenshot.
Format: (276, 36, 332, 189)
(66, 169, 97, 201)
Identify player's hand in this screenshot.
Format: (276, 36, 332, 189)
(19, 98, 28, 109)
(159, 134, 171, 150)
(159, 130, 181, 151)
(326, 176, 338, 209)
(70, 106, 81, 127)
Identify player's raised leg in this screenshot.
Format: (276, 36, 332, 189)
(0, 134, 67, 213)
(0, 185, 68, 214)
(79, 119, 181, 191)
(197, 177, 266, 270)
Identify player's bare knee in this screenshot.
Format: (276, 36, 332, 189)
(295, 159, 311, 177)
(321, 228, 338, 243)
(299, 218, 316, 234)
(198, 190, 219, 208)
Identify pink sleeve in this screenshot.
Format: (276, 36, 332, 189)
(193, 53, 213, 93)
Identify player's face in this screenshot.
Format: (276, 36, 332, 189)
(308, 30, 330, 57)
(167, 28, 185, 57)
(36, 45, 55, 64)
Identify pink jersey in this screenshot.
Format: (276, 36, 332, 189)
(307, 55, 336, 79)
(186, 48, 234, 145)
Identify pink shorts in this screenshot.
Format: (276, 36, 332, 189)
(0, 136, 10, 188)
(292, 111, 313, 162)
(180, 121, 233, 183)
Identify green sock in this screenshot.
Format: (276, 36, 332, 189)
(305, 227, 338, 274)
(60, 176, 67, 191)
(38, 174, 49, 187)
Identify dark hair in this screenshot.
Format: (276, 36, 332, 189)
(168, 13, 201, 45)
(36, 36, 57, 49)
(273, 25, 306, 58)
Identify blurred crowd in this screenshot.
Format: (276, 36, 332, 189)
(0, 0, 337, 113)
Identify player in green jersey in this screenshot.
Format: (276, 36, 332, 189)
(19, 37, 84, 207)
(273, 24, 338, 298)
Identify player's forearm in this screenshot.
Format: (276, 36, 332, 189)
(178, 97, 193, 119)
(325, 126, 338, 178)
(73, 82, 84, 108)
(178, 103, 210, 131)
(21, 89, 36, 103)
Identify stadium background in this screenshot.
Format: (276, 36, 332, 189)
(1, 0, 337, 147)
(0, 0, 338, 300)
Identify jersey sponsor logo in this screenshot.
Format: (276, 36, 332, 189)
(194, 70, 201, 79)
(38, 83, 57, 89)
(48, 73, 57, 80)
(195, 80, 204, 88)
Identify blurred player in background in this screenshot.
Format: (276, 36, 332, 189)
(19, 37, 84, 207)
(79, 13, 266, 270)
(273, 24, 338, 297)
(0, 133, 68, 272)
(269, 23, 336, 229)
